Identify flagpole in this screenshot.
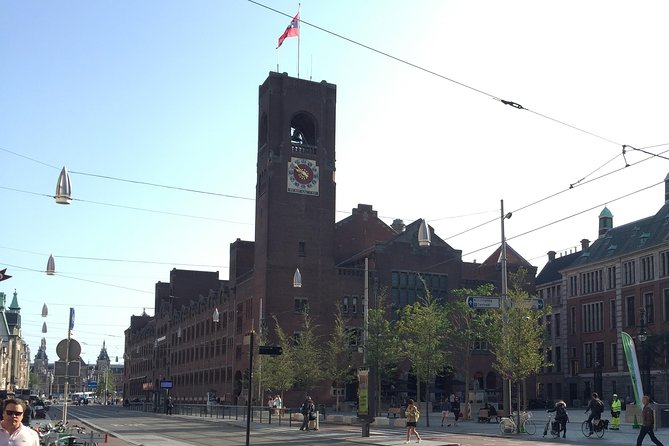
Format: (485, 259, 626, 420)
(276, 47, 280, 73)
(297, 3, 301, 78)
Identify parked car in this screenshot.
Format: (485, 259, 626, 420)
(33, 404, 47, 419)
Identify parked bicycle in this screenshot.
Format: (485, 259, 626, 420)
(499, 411, 536, 435)
(542, 412, 564, 438)
(581, 417, 608, 438)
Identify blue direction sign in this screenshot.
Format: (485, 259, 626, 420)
(87, 381, 97, 388)
(467, 296, 501, 309)
(531, 299, 545, 310)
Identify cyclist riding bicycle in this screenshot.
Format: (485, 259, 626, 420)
(585, 392, 605, 434)
(547, 400, 569, 438)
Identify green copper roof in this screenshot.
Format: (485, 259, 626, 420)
(599, 207, 613, 218)
(9, 290, 20, 310)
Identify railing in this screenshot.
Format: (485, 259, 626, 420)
(123, 403, 296, 426)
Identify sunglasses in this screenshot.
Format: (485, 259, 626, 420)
(5, 410, 23, 416)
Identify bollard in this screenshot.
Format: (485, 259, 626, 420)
(105, 432, 108, 443)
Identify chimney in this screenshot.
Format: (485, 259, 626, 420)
(581, 239, 590, 251)
(548, 251, 556, 261)
(391, 219, 405, 233)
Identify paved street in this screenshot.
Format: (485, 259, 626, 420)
(43, 406, 669, 446)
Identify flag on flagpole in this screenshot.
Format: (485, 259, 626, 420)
(277, 12, 299, 48)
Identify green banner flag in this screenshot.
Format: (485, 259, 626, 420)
(621, 331, 644, 404)
(358, 367, 369, 416)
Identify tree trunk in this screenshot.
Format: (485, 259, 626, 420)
(425, 379, 430, 427)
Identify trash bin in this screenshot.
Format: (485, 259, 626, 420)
(656, 404, 669, 428)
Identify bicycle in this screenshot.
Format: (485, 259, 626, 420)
(581, 417, 608, 438)
(543, 412, 564, 438)
(499, 410, 536, 435)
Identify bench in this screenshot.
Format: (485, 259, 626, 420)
(384, 407, 404, 418)
(478, 409, 491, 423)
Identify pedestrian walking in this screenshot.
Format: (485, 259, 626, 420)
(451, 396, 461, 426)
(404, 399, 421, 444)
(165, 396, 173, 415)
(21, 400, 31, 427)
(637, 395, 664, 446)
(299, 397, 315, 431)
(440, 398, 451, 426)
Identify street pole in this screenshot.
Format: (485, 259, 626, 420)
(245, 331, 254, 446)
(62, 308, 74, 424)
(500, 200, 512, 421)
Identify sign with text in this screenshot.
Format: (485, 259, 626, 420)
(466, 296, 501, 309)
(258, 345, 282, 355)
(358, 367, 369, 416)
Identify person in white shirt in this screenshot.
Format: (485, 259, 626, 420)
(0, 399, 40, 446)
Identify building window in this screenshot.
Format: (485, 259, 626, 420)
(351, 296, 358, 314)
(298, 240, 306, 257)
(664, 289, 669, 322)
(569, 276, 578, 297)
(611, 343, 618, 367)
(626, 296, 635, 327)
(391, 270, 449, 308)
(595, 342, 604, 366)
(546, 314, 552, 338)
(661, 251, 669, 277)
(644, 292, 655, 324)
(641, 255, 654, 282)
(347, 328, 362, 347)
(555, 346, 562, 372)
(581, 270, 603, 294)
(570, 306, 576, 334)
(555, 313, 561, 337)
(607, 266, 617, 289)
(294, 297, 308, 313)
(473, 339, 488, 351)
(623, 260, 636, 286)
(342, 296, 349, 313)
(582, 301, 603, 333)
(584, 343, 593, 369)
(610, 299, 616, 329)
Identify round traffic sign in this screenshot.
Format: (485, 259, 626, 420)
(56, 338, 82, 361)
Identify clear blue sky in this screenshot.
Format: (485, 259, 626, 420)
(1, 0, 667, 365)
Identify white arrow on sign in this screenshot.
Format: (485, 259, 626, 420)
(467, 296, 501, 309)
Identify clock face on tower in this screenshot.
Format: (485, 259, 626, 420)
(287, 157, 320, 196)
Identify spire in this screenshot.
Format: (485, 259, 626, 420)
(9, 290, 20, 311)
(598, 206, 613, 237)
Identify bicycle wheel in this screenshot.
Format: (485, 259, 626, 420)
(595, 423, 605, 438)
(523, 419, 536, 435)
(581, 420, 592, 437)
(500, 418, 515, 434)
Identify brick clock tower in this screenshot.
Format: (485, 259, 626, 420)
(254, 72, 337, 337)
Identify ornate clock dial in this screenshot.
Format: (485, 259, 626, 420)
(287, 158, 319, 195)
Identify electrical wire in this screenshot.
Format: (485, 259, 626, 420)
(249, 0, 625, 150)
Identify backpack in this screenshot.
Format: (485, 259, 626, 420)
(414, 407, 421, 421)
(596, 399, 604, 412)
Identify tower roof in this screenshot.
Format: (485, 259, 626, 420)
(9, 290, 20, 311)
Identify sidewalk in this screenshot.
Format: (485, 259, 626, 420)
(72, 406, 665, 446)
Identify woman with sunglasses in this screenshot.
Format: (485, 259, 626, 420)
(0, 399, 39, 445)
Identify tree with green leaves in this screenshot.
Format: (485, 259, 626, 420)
(263, 315, 298, 403)
(324, 308, 355, 411)
(486, 268, 551, 431)
(94, 369, 116, 402)
(396, 290, 448, 427)
(291, 310, 323, 392)
(448, 283, 496, 405)
(366, 292, 401, 415)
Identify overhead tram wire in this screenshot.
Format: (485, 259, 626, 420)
(443, 143, 669, 242)
(248, 0, 626, 151)
(424, 178, 664, 271)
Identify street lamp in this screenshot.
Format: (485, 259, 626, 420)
(639, 308, 650, 399)
(500, 199, 512, 419)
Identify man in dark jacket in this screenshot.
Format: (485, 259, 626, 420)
(585, 392, 604, 435)
(637, 395, 664, 446)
